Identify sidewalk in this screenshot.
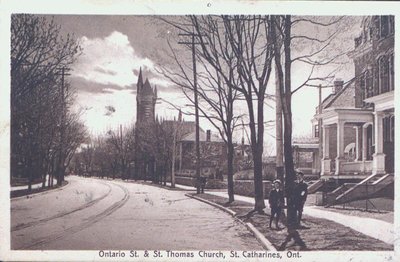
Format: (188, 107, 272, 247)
(11, 175, 57, 192)
(206, 191, 394, 244)
(117, 181, 394, 249)
(170, 181, 395, 250)
(188, 192, 393, 251)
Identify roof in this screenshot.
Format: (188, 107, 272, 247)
(324, 80, 355, 109)
(163, 120, 201, 137)
(315, 79, 355, 114)
(293, 137, 319, 144)
(293, 136, 319, 150)
(180, 130, 224, 143)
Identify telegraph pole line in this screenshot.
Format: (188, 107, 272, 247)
(178, 31, 205, 194)
(55, 66, 71, 186)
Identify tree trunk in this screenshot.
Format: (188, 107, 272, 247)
(253, 145, 265, 211)
(272, 15, 297, 229)
(244, 88, 266, 211)
(283, 15, 297, 230)
(227, 140, 235, 203)
(27, 158, 33, 192)
(275, 58, 285, 184)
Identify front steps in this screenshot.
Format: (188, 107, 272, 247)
(325, 173, 394, 207)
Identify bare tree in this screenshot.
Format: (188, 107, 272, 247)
(11, 14, 81, 191)
(106, 125, 135, 180)
(159, 15, 275, 209)
(158, 15, 243, 203)
(219, 15, 274, 212)
(271, 16, 354, 249)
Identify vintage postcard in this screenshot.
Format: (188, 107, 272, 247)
(0, 0, 398, 261)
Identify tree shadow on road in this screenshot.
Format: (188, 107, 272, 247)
(278, 228, 308, 251)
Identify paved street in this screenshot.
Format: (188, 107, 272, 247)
(11, 176, 262, 250)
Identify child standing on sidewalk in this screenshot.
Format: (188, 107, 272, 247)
(269, 179, 284, 229)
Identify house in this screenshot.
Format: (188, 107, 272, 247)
(292, 137, 320, 179)
(310, 16, 394, 204)
(177, 129, 226, 178)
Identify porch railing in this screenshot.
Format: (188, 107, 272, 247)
(340, 161, 373, 174)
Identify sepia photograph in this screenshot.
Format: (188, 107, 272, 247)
(0, 1, 397, 261)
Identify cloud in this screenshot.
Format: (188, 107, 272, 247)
(72, 31, 156, 88)
(73, 89, 137, 135)
(70, 76, 133, 94)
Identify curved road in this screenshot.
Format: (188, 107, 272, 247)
(11, 176, 262, 250)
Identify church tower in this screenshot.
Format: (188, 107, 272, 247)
(136, 67, 157, 124)
(135, 67, 158, 180)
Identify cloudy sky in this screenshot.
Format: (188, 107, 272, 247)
(50, 15, 361, 148)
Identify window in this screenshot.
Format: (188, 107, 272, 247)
(389, 16, 395, 35)
(314, 125, 319, 138)
(361, 70, 373, 105)
(390, 116, 395, 142)
(360, 72, 366, 105)
(389, 54, 394, 91)
(360, 73, 365, 94)
(383, 116, 395, 143)
(366, 70, 374, 98)
(383, 117, 389, 142)
(344, 143, 356, 162)
(380, 16, 389, 38)
(378, 56, 389, 94)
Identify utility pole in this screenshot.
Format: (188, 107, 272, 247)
(120, 124, 124, 179)
(55, 66, 71, 186)
(178, 31, 203, 194)
(318, 84, 323, 173)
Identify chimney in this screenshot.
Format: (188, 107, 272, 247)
(333, 79, 344, 94)
(206, 130, 211, 142)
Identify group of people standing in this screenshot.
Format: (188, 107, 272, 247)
(268, 171, 308, 230)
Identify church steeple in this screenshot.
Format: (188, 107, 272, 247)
(138, 67, 143, 84)
(137, 67, 143, 93)
(136, 72, 157, 125)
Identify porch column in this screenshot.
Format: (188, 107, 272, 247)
(354, 126, 360, 161)
(373, 112, 386, 174)
(321, 125, 331, 175)
(362, 124, 369, 161)
(335, 120, 345, 175)
(361, 123, 370, 173)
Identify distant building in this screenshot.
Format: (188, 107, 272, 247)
(135, 68, 158, 178)
(136, 67, 157, 124)
(177, 129, 226, 178)
(312, 16, 394, 181)
(292, 137, 320, 178)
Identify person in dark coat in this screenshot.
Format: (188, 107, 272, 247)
(294, 171, 308, 226)
(269, 179, 284, 229)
